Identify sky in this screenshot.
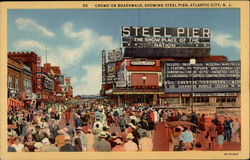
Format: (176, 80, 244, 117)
(8, 9, 240, 96)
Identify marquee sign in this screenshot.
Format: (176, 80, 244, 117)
(164, 61, 240, 93)
(121, 26, 211, 58)
(130, 60, 156, 66)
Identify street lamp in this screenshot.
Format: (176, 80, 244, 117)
(190, 58, 196, 115)
(142, 75, 147, 105)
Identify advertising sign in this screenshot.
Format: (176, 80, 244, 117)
(122, 26, 211, 58)
(130, 60, 156, 66)
(164, 61, 240, 93)
(106, 48, 122, 63)
(106, 62, 116, 77)
(102, 50, 106, 82)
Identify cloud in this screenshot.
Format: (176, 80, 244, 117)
(13, 39, 45, 52)
(212, 32, 240, 49)
(72, 64, 102, 95)
(12, 21, 119, 95)
(15, 18, 54, 37)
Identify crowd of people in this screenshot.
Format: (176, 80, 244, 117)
(167, 112, 241, 151)
(7, 99, 241, 152)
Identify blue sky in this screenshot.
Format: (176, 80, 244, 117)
(8, 9, 240, 95)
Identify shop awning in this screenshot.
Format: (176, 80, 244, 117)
(8, 98, 24, 107)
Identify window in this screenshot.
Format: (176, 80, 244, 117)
(8, 76, 12, 88)
(165, 98, 179, 104)
(217, 97, 236, 103)
(24, 79, 32, 91)
(15, 79, 19, 90)
(181, 97, 190, 105)
(194, 97, 209, 103)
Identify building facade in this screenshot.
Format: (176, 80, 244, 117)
(8, 51, 72, 108)
(101, 26, 241, 115)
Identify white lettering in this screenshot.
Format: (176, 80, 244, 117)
(122, 27, 130, 36)
(203, 28, 210, 38)
(133, 27, 140, 36)
(142, 27, 150, 36)
(153, 27, 161, 36)
(193, 28, 200, 37)
(177, 28, 185, 37)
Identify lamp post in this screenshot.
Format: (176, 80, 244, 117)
(142, 75, 146, 105)
(190, 58, 196, 115)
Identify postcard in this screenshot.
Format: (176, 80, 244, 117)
(0, 1, 249, 160)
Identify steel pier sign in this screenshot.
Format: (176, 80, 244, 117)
(122, 26, 211, 58)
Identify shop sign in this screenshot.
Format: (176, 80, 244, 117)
(116, 81, 126, 87)
(130, 60, 155, 66)
(194, 93, 238, 97)
(182, 93, 190, 97)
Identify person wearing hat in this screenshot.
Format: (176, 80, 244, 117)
(109, 132, 119, 149)
(73, 137, 83, 152)
(118, 114, 125, 129)
(93, 118, 103, 130)
(112, 139, 125, 151)
(125, 123, 135, 136)
(179, 126, 193, 151)
(34, 142, 43, 152)
(32, 125, 43, 142)
(55, 129, 65, 148)
(38, 138, 49, 151)
(75, 127, 87, 151)
(59, 135, 75, 152)
(93, 131, 111, 152)
(103, 126, 111, 141)
(65, 123, 75, 139)
(124, 133, 138, 151)
(93, 123, 102, 140)
(44, 138, 59, 152)
(74, 114, 82, 130)
(63, 109, 71, 126)
(138, 131, 153, 151)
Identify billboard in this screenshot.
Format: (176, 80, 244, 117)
(106, 48, 122, 63)
(122, 26, 211, 58)
(102, 50, 106, 82)
(164, 61, 240, 93)
(103, 49, 122, 84)
(106, 62, 117, 83)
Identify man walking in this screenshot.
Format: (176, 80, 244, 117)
(93, 131, 111, 152)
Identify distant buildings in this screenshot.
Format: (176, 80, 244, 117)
(8, 51, 73, 110)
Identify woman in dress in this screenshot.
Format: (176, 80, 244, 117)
(23, 133, 36, 152)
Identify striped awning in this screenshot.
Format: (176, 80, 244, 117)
(8, 98, 24, 107)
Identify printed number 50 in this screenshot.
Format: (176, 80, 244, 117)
(83, 4, 88, 7)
